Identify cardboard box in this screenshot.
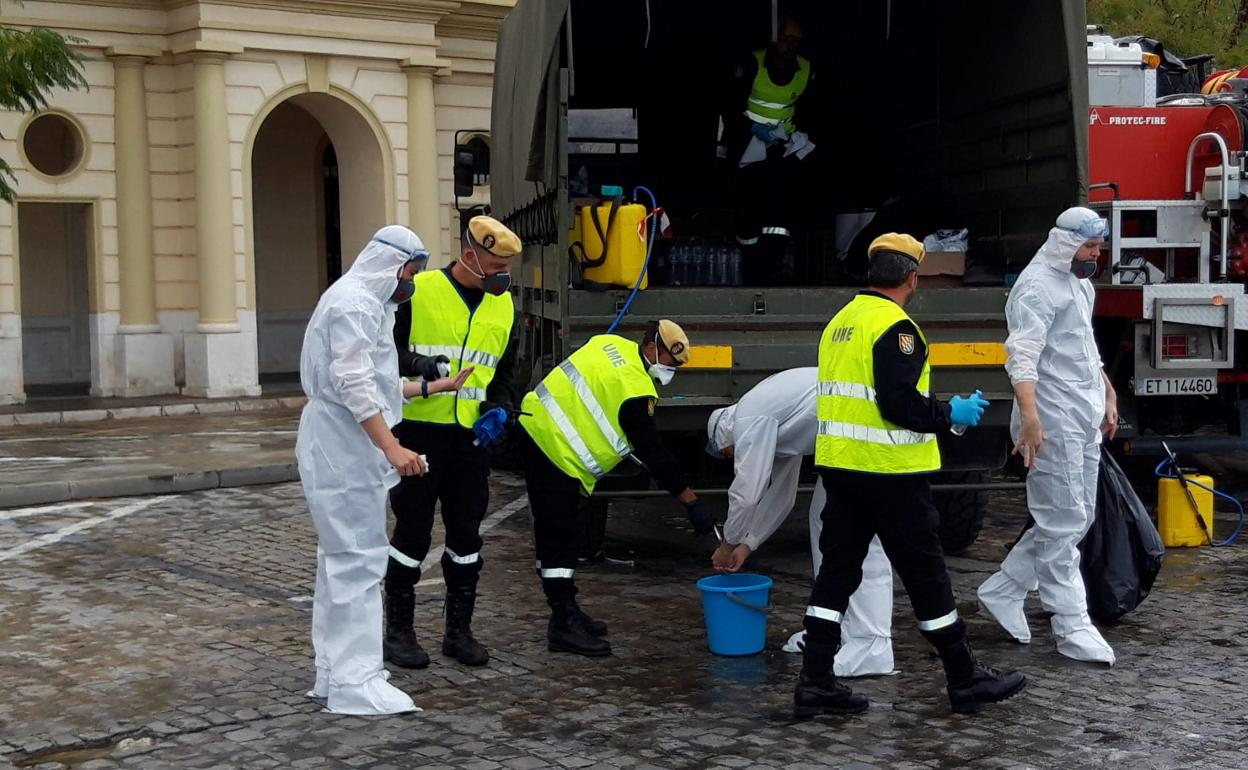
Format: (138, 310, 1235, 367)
(919, 250, 966, 277)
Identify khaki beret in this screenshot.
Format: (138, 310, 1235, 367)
(657, 319, 690, 365)
(467, 215, 522, 257)
(868, 233, 925, 264)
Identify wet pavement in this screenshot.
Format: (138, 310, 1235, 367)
(1, 474, 1247, 770)
(0, 412, 301, 506)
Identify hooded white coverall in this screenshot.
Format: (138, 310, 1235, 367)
(977, 221, 1116, 665)
(709, 367, 896, 676)
(297, 226, 427, 714)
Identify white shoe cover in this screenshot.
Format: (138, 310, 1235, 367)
(307, 667, 329, 699)
(782, 629, 806, 654)
(977, 571, 1033, 644)
(1052, 614, 1116, 666)
(781, 629, 898, 677)
(326, 672, 421, 715)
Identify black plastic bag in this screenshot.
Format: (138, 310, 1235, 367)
(1079, 448, 1166, 624)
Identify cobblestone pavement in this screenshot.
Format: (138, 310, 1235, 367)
(1, 474, 1247, 770)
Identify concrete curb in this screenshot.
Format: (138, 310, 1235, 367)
(0, 396, 307, 428)
(0, 463, 301, 508)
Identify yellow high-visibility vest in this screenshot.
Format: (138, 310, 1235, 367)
(520, 334, 658, 494)
(815, 294, 941, 474)
(745, 50, 810, 133)
(402, 269, 513, 427)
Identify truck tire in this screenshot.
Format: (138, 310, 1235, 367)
(933, 470, 990, 554)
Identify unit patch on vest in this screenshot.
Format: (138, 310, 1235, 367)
(898, 334, 915, 355)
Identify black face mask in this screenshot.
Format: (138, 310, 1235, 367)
(465, 247, 512, 296)
(481, 271, 512, 296)
(1070, 258, 1099, 280)
(391, 275, 415, 304)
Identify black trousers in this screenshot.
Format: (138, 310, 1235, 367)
(735, 148, 802, 287)
(516, 426, 584, 606)
(806, 468, 956, 633)
(387, 421, 490, 591)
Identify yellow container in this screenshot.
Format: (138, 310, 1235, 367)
(1157, 475, 1214, 547)
(575, 201, 649, 289)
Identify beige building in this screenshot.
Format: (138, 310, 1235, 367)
(0, 0, 510, 403)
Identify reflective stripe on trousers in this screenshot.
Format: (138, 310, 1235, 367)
(805, 605, 843, 623)
(445, 548, 480, 566)
(536, 561, 575, 580)
(388, 546, 422, 569)
(917, 609, 959, 631)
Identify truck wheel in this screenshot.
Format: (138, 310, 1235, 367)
(933, 470, 990, 554)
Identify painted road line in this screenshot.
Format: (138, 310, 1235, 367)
(0, 501, 96, 521)
(0, 496, 174, 563)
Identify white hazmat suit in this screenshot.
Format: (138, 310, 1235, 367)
(977, 210, 1116, 665)
(708, 367, 896, 677)
(297, 226, 428, 714)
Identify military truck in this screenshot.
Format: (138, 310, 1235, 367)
(466, 0, 1091, 552)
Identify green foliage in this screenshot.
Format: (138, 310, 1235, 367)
(1088, 0, 1248, 68)
(0, 27, 87, 202)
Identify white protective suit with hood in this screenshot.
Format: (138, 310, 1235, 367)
(977, 213, 1116, 665)
(709, 367, 896, 676)
(297, 225, 427, 714)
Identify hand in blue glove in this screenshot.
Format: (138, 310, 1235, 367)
(949, 390, 989, 428)
(751, 122, 777, 145)
(472, 407, 509, 447)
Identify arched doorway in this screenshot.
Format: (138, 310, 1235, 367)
(250, 93, 388, 377)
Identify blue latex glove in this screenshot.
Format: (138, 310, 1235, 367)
(751, 122, 777, 145)
(949, 390, 989, 428)
(472, 407, 509, 447)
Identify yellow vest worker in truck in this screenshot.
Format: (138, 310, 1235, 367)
(726, 13, 816, 286)
(795, 233, 1026, 718)
(516, 320, 714, 657)
(383, 216, 521, 671)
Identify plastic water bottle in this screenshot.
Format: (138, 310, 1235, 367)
(709, 244, 726, 286)
(690, 238, 706, 286)
(728, 246, 743, 286)
(671, 243, 686, 286)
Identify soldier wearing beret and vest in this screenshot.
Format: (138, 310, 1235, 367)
(516, 320, 715, 657)
(383, 215, 521, 670)
(793, 233, 1026, 718)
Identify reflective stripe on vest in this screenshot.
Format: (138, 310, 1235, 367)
(815, 294, 941, 474)
(744, 50, 810, 131)
(402, 270, 513, 428)
(520, 334, 659, 494)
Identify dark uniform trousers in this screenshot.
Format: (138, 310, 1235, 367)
(808, 468, 956, 630)
(515, 426, 583, 606)
(387, 420, 489, 592)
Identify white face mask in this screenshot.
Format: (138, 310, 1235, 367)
(645, 348, 677, 386)
(649, 363, 676, 386)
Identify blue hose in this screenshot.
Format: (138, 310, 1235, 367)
(1154, 457, 1244, 546)
(605, 185, 658, 335)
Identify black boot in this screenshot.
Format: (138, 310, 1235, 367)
(933, 635, 1026, 714)
(442, 586, 489, 666)
(548, 602, 612, 657)
(793, 638, 869, 718)
(568, 601, 608, 637)
(383, 582, 430, 669)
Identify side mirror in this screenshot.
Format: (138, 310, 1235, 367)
(454, 134, 490, 198)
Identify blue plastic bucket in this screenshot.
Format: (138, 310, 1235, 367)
(696, 573, 773, 656)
